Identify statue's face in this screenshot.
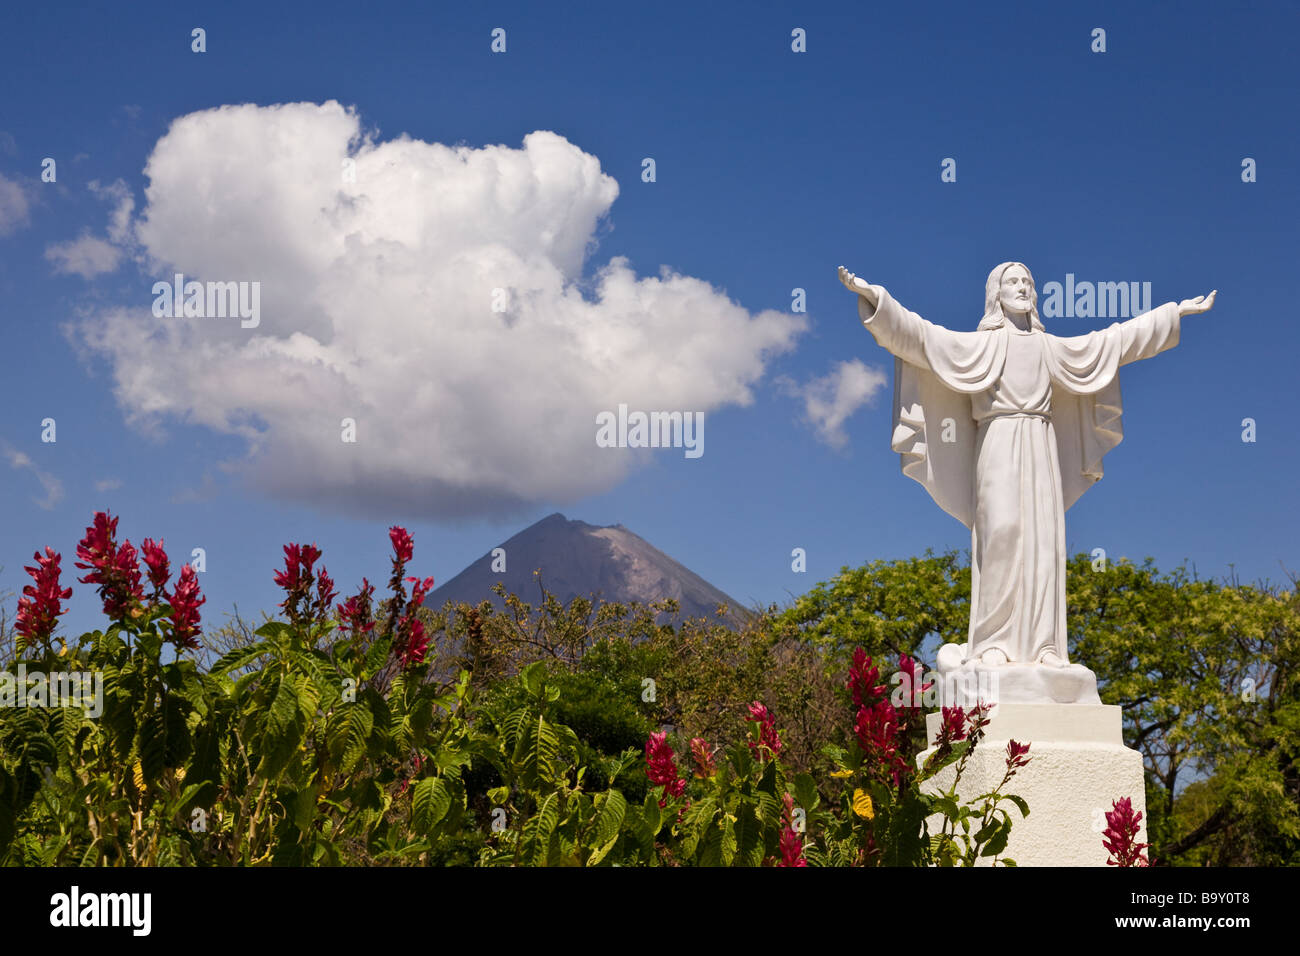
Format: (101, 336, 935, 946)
(998, 265, 1033, 316)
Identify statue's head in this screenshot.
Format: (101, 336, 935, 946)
(978, 261, 1044, 331)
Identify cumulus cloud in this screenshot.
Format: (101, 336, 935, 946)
(786, 359, 888, 449)
(47, 234, 123, 277)
(46, 179, 134, 277)
(70, 101, 805, 519)
(3, 444, 64, 510)
(0, 173, 31, 235)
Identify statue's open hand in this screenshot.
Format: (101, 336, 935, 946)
(1177, 290, 1216, 316)
(838, 266, 878, 308)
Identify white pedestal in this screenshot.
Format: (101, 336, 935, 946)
(917, 703, 1147, 866)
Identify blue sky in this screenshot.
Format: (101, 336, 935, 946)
(1, 0, 1297, 641)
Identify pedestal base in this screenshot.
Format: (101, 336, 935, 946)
(918, 703, 1147, 866)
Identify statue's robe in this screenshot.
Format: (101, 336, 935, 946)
(859, 286, 1181, 663)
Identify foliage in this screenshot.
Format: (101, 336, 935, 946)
(1, 518, 1294, 866)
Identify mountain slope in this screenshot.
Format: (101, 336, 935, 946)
(424, 513, 746, 620)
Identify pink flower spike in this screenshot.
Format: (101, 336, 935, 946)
(777, 792, 808, 867)
(745, 701, 782, 759)
(644, 732, 686, 806)
(389, 526, 414, 565)
(1102, 797, 1150, 867)
(15, 547, 72, 647)
(141, 537, 170, 593)
(847, 647, 882, 710)
(1006, 739, 1031, 771)
(167, 564, 205, 651)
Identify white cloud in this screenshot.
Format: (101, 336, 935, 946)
(45, 179, 134, 277)
(46, 233, 123, 277)
(71, 101, 805, 519)
(787, 359, 888, 449)
(3, 444, 64, 510)
(0, 173, 30, 235)
(93, 477, 123, 493)
(89, 179, 135, 244)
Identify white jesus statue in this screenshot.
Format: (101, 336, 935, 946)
(840, 262, 1215, 703)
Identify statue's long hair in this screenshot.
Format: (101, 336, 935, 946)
(977, 261, 1045, 331)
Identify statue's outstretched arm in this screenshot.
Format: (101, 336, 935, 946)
(1177, 290, 1216, 316)
(837, 265, 879, 309)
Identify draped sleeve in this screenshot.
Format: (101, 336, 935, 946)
(1043, 302, 1181, 394)
(1043, 302, 1182, 510)
(858, 286, 1005, 393)
(857, 286, 1007, 528)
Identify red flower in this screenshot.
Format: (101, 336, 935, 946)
(167, 564, 205, 651)
(275, 542, 323, 625)
(964, 701, 994, 748)
(939, 706, 968, 743)
(847, 647, 882, 710)
(274, 543, 300, 591)
(286, 543, 321, 588)
(392, 577, 436, 668)
(689, 737, 717, 779)
(312, 566, 337, 621)
(854, 699, 897, 754)
(337, 578, 376, 636)
(389, 526, 414, 565)
(1102, 797, 1150, 867)
(896, 654, 933, 709)
(644, 731, 686, 806)
(777, 792, 808, 867)
(274, 543, 321, 591)
(1005, 739, 1031, 772)
(15, 547, 73, 647)
(75, 511, 118, 577)
(316, 567, 336, 604)
(112, 541, 143, 610)
(140, 537, 170, 593)
(405, 575, 436, 608)
(401, 618, 429, 667)
(75, 511, 144, 619)
(855, 699, 911, 786)
(745, 701, 782, 759)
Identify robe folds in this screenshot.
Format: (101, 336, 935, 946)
(859, 285, 1181, 663)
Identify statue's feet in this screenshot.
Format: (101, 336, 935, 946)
(1038, 649, 1067, 667)
(980, 648, 1007, 666)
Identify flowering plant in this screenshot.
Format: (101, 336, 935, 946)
(811, 647, 1032, 866)
(1103, 796, 1151, 866)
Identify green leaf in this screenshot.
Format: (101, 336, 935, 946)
(793, 772, 819, 813)
(137, 706, 167, 782)
(211, 641, 271, 676)
(641, 791, 662, 835)
(267, 676, 299, 735)
(1003, 794, 1030, 819)
(720, 814, 738, 866)
(531, 791, 561, 865)
(362, 635, 392, 678)
(591, 790, 627, 847)
(733, 805, 763, 867)
(411, 777, 452, 834)
(327, 703, 374, 775)
(254, 621, 293, 642)
(521, 662, 546, 699)
(980, 819, 1011, 858)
